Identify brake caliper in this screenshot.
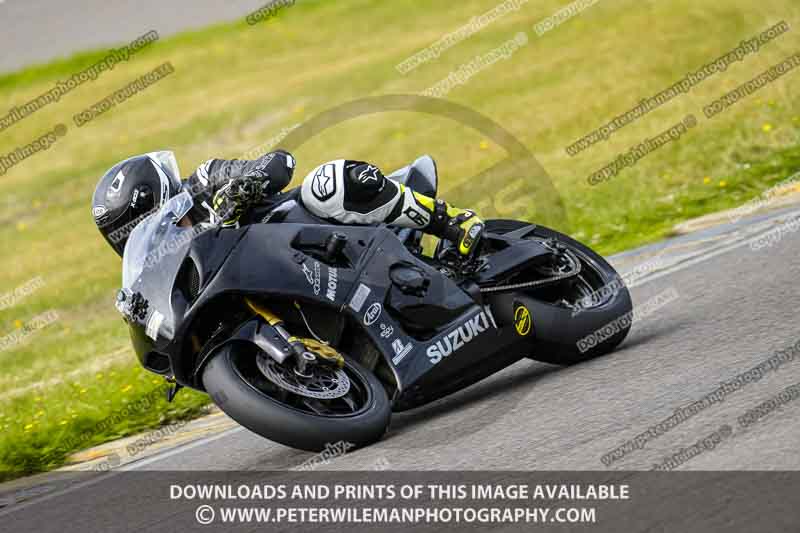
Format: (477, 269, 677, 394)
(299, 338, 345, 368)
(246, 298, 344, 371)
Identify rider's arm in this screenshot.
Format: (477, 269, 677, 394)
(301, 159, 485, 257)
(184, 150, 296, 223)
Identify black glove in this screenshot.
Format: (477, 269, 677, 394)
(241, 150, 295, 194)
(212, 150, 296, 226)
(212, 177, 270, 226)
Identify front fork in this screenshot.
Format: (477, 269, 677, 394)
(246, 298, 311, 372)
(245, 298, 344, 375)
(182, 298, 344, 399)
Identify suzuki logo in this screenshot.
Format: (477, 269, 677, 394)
(427, 311, 493, 365)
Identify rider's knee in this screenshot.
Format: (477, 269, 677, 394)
(344, 161, 387, 202)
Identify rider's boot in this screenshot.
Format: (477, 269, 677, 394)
(422, 197, 486, 258)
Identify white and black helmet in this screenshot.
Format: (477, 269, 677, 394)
(92, 151, 183, 257)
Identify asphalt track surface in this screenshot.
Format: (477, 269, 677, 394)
(2, 1, 798, 475)
(3, 5, 800, 529)
(104, 206, 800, 473)
(0, 0, 266, 73)
(4, 0, 798, 475)
(3, 206, 800, 531)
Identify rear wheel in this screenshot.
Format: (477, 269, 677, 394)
(202, 342, 391, 452)
(485, 219, 632, 364)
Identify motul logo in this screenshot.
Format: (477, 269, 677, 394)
(427, 311, 493, 365)
(326, 268, 338, 302)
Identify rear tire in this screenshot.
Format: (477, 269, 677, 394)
(202, 344, 391, 451)
(486, 219, 632, 364)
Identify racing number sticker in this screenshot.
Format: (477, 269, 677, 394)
(514, 305, 532, 336)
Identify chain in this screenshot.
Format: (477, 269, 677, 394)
(479, 260, 581, 294)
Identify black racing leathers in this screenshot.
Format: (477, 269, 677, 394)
(183, 151, 484, 256)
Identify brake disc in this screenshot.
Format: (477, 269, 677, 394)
(256, 354, 351, 399)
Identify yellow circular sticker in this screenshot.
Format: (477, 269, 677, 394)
(514, 306, 532, 336)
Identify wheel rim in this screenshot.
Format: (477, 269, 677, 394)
(229, 345, 373, 418)
(256, 355, 352, 400)
(539, 247, 615, 310)
(487, 221, 618, 310)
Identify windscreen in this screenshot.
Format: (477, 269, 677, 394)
(122, 191, 195, 289)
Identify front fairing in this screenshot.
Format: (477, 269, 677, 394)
(119, 196, 549, 391)
(119, 192, 213, 369)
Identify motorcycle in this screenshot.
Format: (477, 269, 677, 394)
(115, 155, 632, 451)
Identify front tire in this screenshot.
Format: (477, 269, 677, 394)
(202, 344, 391, 451)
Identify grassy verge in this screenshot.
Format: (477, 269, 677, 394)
(0, 0, 798, 480)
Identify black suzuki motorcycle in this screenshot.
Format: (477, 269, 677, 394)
(116, 156, 632, 451)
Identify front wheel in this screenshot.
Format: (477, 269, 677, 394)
(202, 344, 391, 452)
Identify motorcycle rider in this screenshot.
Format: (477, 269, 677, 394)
(92, 150, 485, 258)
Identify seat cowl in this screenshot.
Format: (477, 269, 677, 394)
(387, 155, 438, 197)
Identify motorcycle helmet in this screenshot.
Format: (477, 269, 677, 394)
(92, 151, 182, 257)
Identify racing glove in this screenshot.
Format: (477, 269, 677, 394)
(204, 150, 296, 226)
(212, 177, 270, 226)
(239, 150, 295, 191)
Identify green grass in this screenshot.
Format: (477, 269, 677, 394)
(1, 0, 799, 480)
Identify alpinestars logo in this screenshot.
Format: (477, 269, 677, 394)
(357, 165, 380, 184)
(302, 262, 321, 295)
(427, 311, 493, 365)
(247, 153, 275, 179)
(312, 164, 337, 201)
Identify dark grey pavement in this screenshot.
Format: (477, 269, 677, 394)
(103, 206, 800, 472)
(0, 0, 267, 73)
(3, 206, 800, 531)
